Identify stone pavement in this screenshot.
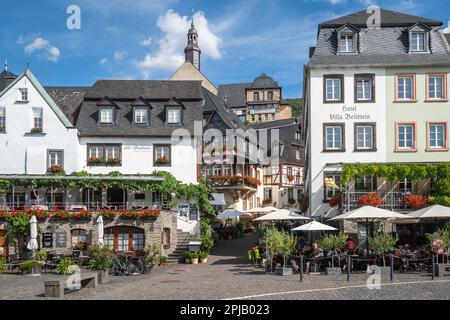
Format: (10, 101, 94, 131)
(1, 234, 449, 300)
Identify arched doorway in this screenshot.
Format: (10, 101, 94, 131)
(0, 230, 8, 257)
(104, 226, 145, 256)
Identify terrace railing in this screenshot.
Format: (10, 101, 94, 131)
(341, 191, 415, 213)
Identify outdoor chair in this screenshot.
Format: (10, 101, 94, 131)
(8, 254, 21, 274)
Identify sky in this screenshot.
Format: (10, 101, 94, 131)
(1, 0, 449, 98)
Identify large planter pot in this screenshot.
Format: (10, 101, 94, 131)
(200, 257, 208, 264)
(191, 258, 199, 265)
(275, 267, 293, 276)
(97, 270, 110, 283)
(23, 266, 42, 276)
(326, 267, 342, 276)
(143, 266, 152, 275)
(367, 266, 391, 275)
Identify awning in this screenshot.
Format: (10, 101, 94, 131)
(210, 193, 226, 206)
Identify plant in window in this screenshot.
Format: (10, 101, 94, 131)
(106, 157, 121, 166)
(87, 157, 105, 165)
(155, 155, 170, 165)
(404, 195, 429, 210)
(287, 174, 295, 182)
(31, 127, 43, 133)
(358, 193, 383, 207)
(0, 126, 5, 133)
(47, 165, 65, 175)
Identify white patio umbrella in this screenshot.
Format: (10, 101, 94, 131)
(217, 210, 250, 220)
(254, 209, 311, 221)
(27, 215, 39, 252)
(406, 205, 450, 220)
(292, 221, 337, 232)
(246, 206, 277, 214)
(97, 215, 104, 248)
(330, 206, 407, 253)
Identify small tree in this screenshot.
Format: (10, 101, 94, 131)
(369, 233, 399, 267)
(319, 234, 347, 268)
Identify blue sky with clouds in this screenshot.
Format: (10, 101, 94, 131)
(1, 0, 449, 98)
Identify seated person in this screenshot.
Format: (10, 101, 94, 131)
(247, 244, 260, 264)
(346, 238, 356, 254)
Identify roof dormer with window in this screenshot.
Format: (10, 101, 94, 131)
(131, 97, 151, 125)
(408, 22, 431, 54)
(97, 97, 119, 125)
(336, 23, 360, 55)
(165, 98, 185, 125)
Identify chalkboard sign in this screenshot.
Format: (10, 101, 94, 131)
(56, 233, 67, 248)
(42, 233, 53, 248)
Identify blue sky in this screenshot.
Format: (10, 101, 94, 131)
(1, 0, 449, 98)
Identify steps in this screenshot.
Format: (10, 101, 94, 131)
(166, 230, 191, 264)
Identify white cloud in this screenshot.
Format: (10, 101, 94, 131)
(23, 36, 61, 62)
(137, 10, 222, 77)
(139, 37, 153, 47)
(99, 58, 108, 65)
(113, 50, 128, 60)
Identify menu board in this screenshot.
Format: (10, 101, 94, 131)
(42, 233, 53, 248)
(56, 233, 67, 248)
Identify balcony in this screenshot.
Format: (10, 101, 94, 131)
(341, 191, 429, 213)
(207, 175, 261, 191)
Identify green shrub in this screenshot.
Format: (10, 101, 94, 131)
(89, 246, 114, 271)
(56, 258, 77, 275)
(159, 256, 167, 265)
(200, 234, 214, 254)
(190, 252, 199, 259)
(199, 252, 208, 259)
(143, 244, 161, 267)
(19, 260, 44, 272)
(35, 251, 48, 262)
(0, 257, 7, 273)
(369, 233, 399, 266)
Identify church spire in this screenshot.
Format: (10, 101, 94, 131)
(184, 18, 201, 70)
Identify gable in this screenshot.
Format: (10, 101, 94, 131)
(171, 62, 218, 95)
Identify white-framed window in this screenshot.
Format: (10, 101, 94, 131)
(428, 123, 446, 149)
(339, 34, 354, 53)
(48, 150, 64, 167)
(355, 176, 376, 192)
(411, 32, 426, 52)
(32, 108, 43, 129)
(0, 107, 5, 131)
(427, 75, 445, 100)
(397, 124, 415, 149)
(325, 125, 344, 151)
(19, 88, 28, 101)
(213, 165, 222, 176)
(106, 145, 121, 159)
(324, 173, 341, 200)
(205, 166, 212, 177)
(89, 145, 104, 159)
(356, 125, 374, 150)
(167, 108, 181, 124)
(325, 78, 342, 102)
(356, 77, 373, 101)
(223, 165, 232, 176)
(397, 76, 414, 100)
(154, 145, 171, 166)
(100, 108, 113, 124)
(134, 108, 148, 124)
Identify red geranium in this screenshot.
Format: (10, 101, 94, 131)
(404, 195, 429, 209)
(359, 193, 383, 207)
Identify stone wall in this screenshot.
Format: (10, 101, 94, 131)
(0, 210, 178, 257)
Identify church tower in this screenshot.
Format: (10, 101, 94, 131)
(184, 20, 201, 70)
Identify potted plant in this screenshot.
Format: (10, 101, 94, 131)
(275, 232, 296, 276)
(56, 258, 78, 275)
(35, 251, 48, 262)
(190, 252, 199, 265)
(320, 234, 347, 275)
(89, 246, 114, 283)
(184, 251, 192, 264)
(155, 156, 170, 166)
(199, 252, 209, 264)
(329, 193, 342, 208)
(369, 233, 399, 274)
(158, 256, 167, 266)
(404, 195, 429, 210)
(143, 244, 161, 273)
(19, 260, 45, 276)
(359, 193, 383, 207)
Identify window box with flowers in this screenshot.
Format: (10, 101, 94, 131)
(244, 176, 262, 187)
(47, 165, 66, 176)
(358, 193, 383, 207)
(22, 208, 50, 221)
(30, 127, 43, 134)
(154, 156, 170, 166)
(87, 157, 105, 166)
(404, 195, 429, 210)
(105, 158, 121, 166)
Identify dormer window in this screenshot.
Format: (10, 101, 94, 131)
(339, 34, 355, 53)
(411, 32, 426, 52)
(165, 98, 184, 124)
(100, 108, 113, 124)
(134, 108, 148, 124)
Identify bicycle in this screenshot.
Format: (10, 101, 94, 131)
(110, 253, 144, 276)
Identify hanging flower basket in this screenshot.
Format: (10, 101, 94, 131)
(358, 193, 383, 207)
(404, 195, 429, 210)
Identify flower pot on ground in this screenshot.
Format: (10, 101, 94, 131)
(184, 252, 192, 264)
(89, 246, 114, 283)
(319, 233, 348, 275)
(144, 244, 160, 271)
(369, 232, 399, 268)
(190, 252, 199, 265)
(199, 252, 209, 264)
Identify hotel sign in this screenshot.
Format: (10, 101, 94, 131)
(124, 146, 152, 152)
(329, 106, 372, 121)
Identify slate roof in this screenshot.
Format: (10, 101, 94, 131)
(45, 87, 88, 125)
(249, 74, 279, 89)
(0, 70, 18, 92)
(202, 88, 244, 130)
(75, 80, 203, 137)
(309, 9, 450, 67)
(217, 83, 251, 108)
(85, 80, 203, 100)
(319, 9, 443, 28)
(445, 34, 450, 47)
